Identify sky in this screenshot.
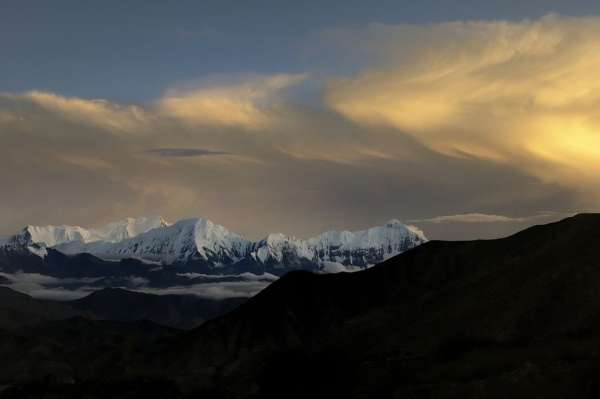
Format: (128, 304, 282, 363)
(2, 1, 600, 240)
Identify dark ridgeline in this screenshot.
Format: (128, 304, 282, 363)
(3, 214, 600, 398)
(0, 286, 245, 331)
(0, 286, 83, 330)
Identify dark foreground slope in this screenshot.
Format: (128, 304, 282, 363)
(154, 213, 600, 398)
(0, 317, 178, 396)
(5, 214, 600, 398)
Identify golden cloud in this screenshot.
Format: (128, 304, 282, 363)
(1, 73, 306, 136)
(325, 15, 600, 188)
(158, 74, 306, 129)
(17, 91, 151, 134)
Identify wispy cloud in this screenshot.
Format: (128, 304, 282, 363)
(0, 271, 275, 301)
(410, 212, 568, 224)
(324, 15, 600, 191)
(9, 91, 152, 134)
(176, 272, 278, 281)
(0, 271, 102, 300)
(134, 280, 271, 300)
(158, 74, 306, 129)
(146, 148, 230, 157)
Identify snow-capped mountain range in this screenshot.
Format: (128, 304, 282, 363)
(3, 217, 427, 274)
(25, 216, 169, 247)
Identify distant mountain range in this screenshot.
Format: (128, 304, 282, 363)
(0, 285, 244, 330)
(2, 216, 427, 275)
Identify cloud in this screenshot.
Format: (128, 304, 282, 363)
(0, 271, 276, 301)
(0, 272, 102, 300)
(135, 273, 278, 299)
(6, 91, 151, 134)
(134, 280, 271, 300)
(158, 74, 306, 129)
(410, 213, 559, 224)
(57, 155, 114, 171)
(324, 14, 600, 193)
(0, 111, 20, 124)
(176, 272, 279, 281)
(146, 148, 230, 157)
(0, 45, 582, 241)
(1, 73, 306, 136)
(19, 287, 98, 301)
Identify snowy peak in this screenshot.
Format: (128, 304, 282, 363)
(58, 218, 253, 266)
(22, 216, 168, 248)
(3, 217, 169, 258)
(0, 228, 49, 258)
(308, 220, 426, 249)
(251, 233, 313, 264)
(191, 218, 251, 262)
(307, 220, 428, 267)
(248, 220, 427, 269)
(25, 225, 89, 248)
(95, 216, 170, 243)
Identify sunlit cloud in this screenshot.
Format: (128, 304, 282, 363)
(158, 74, 306, 129)
(324, 14, 600, 193)
(10, 91, 152, 134)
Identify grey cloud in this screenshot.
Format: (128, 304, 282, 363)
(0, 272, 102, 300)
(146, 148, 230, 157)
(176, 272, 278, 281)
(20, 287, 99, 301)
(0, 271, 273, 301)
(133, 281, 271, 300)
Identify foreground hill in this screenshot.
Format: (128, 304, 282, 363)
(0, 317, 177, 391)
(5, 214, 600, 398)
(155, 213, 600, 398)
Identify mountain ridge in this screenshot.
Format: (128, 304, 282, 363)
(5, 217, 427, 275)
(0, 285, 246, 330)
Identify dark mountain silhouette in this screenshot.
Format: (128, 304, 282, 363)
(71, 288, 245, 329)
(152, 213, 600, 398)
(0, 285, 245, 330)
(0, 316, 178, 390)
(0, 287, 83, 331)
(4, 214, 600, 398)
